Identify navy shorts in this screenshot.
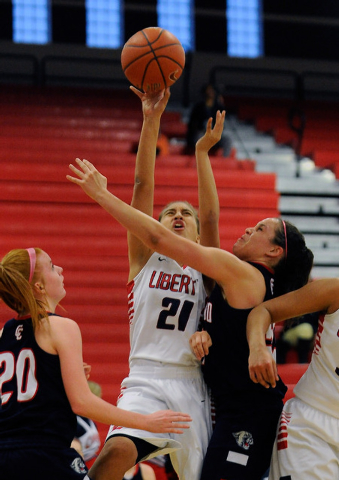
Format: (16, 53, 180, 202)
(0, 447, 89, 480)
(200, 405, 282, 480)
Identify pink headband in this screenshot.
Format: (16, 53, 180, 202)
(282, 220, 288, 260)
(26, 248, 36, 283)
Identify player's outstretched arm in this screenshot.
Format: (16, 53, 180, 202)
(126, 87, 170, 280)
(196, 110, 225, 294)
(51, 315, 191, 433)
(67, 158, 258, 288)
(247, 307, 278, 389)
(247, 278, 339, 388)
(196, 110, 225, 250)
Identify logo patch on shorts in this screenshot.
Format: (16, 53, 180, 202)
(71, 457, 87, 474)
(232, 431, 253, 450)
(227, 450, 249, 466)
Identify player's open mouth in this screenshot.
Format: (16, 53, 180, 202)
(173, 221, 184, 230)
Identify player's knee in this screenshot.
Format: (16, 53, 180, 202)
(104, 436, 138, 464)
(89, 437, 137, 479)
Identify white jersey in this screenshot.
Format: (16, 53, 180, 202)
(269, 309, 339, 480)
(294, 309, 339, 418)
(127, 252, 206, 367)
(107, 253, 211, 480)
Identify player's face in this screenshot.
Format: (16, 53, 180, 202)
(36, 251, 66, 306)
(160, 202, 200, 243)
(232, 218, 280, 261)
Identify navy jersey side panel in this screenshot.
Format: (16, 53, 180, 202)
(0, 315, 76, 449)
(202, 262, 287, 412)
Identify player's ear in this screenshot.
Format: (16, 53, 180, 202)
(267, 245, 283, 259)
(33, 282, 45, 294)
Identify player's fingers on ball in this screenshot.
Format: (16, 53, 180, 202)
(130, 86, 144, 98)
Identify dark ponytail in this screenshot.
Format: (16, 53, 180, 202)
(273, 220, 314, 297)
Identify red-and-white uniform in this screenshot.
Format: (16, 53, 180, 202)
(269, 309, 339, 479)
(106, 253, 212, 480)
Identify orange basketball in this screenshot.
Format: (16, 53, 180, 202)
(121, 27, 185, 93)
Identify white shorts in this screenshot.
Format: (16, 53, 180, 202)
(106, 360, 212, 480)
(269, 397, 339, 480)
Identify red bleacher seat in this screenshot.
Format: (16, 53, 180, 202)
(0, 125, 142, 142)
(1, 113, 142, 130)
(312, 150, 339, 177)
(301, 138, 339, 157)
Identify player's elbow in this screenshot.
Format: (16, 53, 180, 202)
(69, 397, 88, 417)
(145, 225, 166, 248)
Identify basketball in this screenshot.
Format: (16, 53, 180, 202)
(121, 27, 185, 93)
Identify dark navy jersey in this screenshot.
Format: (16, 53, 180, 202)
(202, 262, 287, 412)
(0, 314, 76, 449)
